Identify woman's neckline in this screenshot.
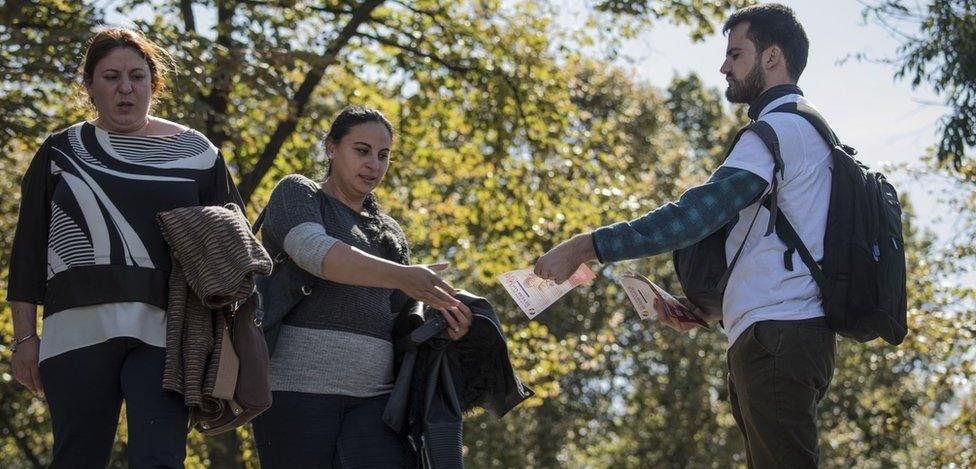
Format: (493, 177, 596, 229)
(319, 186, 372, 219)
(85, 120, 191, 139)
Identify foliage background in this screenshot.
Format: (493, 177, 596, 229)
(1, 0, 973, 467)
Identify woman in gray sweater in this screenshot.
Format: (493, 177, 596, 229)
(252, 106, 471, 468)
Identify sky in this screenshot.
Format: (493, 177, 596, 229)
(616, 0, 945, 163)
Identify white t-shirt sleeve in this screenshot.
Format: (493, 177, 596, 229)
(719, 130, 775, 184)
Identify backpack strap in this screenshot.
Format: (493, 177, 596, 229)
(250, 188, 329, 236)
(768, 102, 847, 149)
(754, 103, 838, 283)
(722, 125, 754, 160)
(716, 193, 769, 293)
(762, 198, 829, 291)
(711, 121, 785, 290)
(745, 120, 785, 237)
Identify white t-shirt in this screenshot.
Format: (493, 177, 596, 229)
(719, 93, 833, 347)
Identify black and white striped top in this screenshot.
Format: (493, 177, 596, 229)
(7, 121, 243, 361)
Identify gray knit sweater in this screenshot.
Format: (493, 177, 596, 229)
(261, 174, 413, 397)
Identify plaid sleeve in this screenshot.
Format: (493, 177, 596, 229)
(591, 167, 768, 263)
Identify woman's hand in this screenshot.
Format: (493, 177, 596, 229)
(394, 262, 461, 310)
(11, 335, 43, 395)
(442, 302, 473, 341)
(394, 262, 472, 338)
(394, 262, 473, 339)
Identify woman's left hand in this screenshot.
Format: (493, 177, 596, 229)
(439, 301, 473, 341)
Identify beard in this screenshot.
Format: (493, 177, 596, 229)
(725, 59, 765, 104)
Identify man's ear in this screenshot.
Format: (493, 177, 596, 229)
(763, 45, 783, 71)
(324, 139, 336, 158)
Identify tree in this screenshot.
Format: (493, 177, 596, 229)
(0, 1, 748, 466)
(0, 0, 100, 149)
(7, 1, 973, 467)
(864, 0, 976, 181)
(595, 0, 753, 40)
(453, 63, 747, 468)
(859, 2, 976, 466)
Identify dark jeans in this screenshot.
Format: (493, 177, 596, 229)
(727, 318, 836, 469)
(39, 337, 189, 469)
(253, 391, 404, 469)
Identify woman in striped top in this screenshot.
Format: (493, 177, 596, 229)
(7, 28, 242, 468)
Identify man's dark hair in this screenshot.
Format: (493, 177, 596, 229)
(723, 4, 809, 82)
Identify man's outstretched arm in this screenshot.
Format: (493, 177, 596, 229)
(534, 167, 767, 283)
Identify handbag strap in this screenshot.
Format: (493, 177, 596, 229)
(252, 207, 267, 236)
(394, 313, 446, 351)
(251, 187, 328, 236)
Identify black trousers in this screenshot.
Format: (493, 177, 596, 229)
(253, 391, 404, 468)
(727, 318, 836, 469)
(39, 337, 189, 469)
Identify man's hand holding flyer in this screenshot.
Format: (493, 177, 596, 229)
(499, 265, 596, 319)
(616, 272, 709, 331)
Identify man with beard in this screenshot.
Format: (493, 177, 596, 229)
(535, 4, 835, 467)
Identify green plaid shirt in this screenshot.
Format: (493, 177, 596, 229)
(592, 167, 768, 263)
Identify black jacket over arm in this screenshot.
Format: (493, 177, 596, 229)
(386, 291, 534, 469)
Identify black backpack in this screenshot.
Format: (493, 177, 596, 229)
(674, 102, 908, 345)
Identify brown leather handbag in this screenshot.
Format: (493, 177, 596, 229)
(193, 292, 273, 435)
